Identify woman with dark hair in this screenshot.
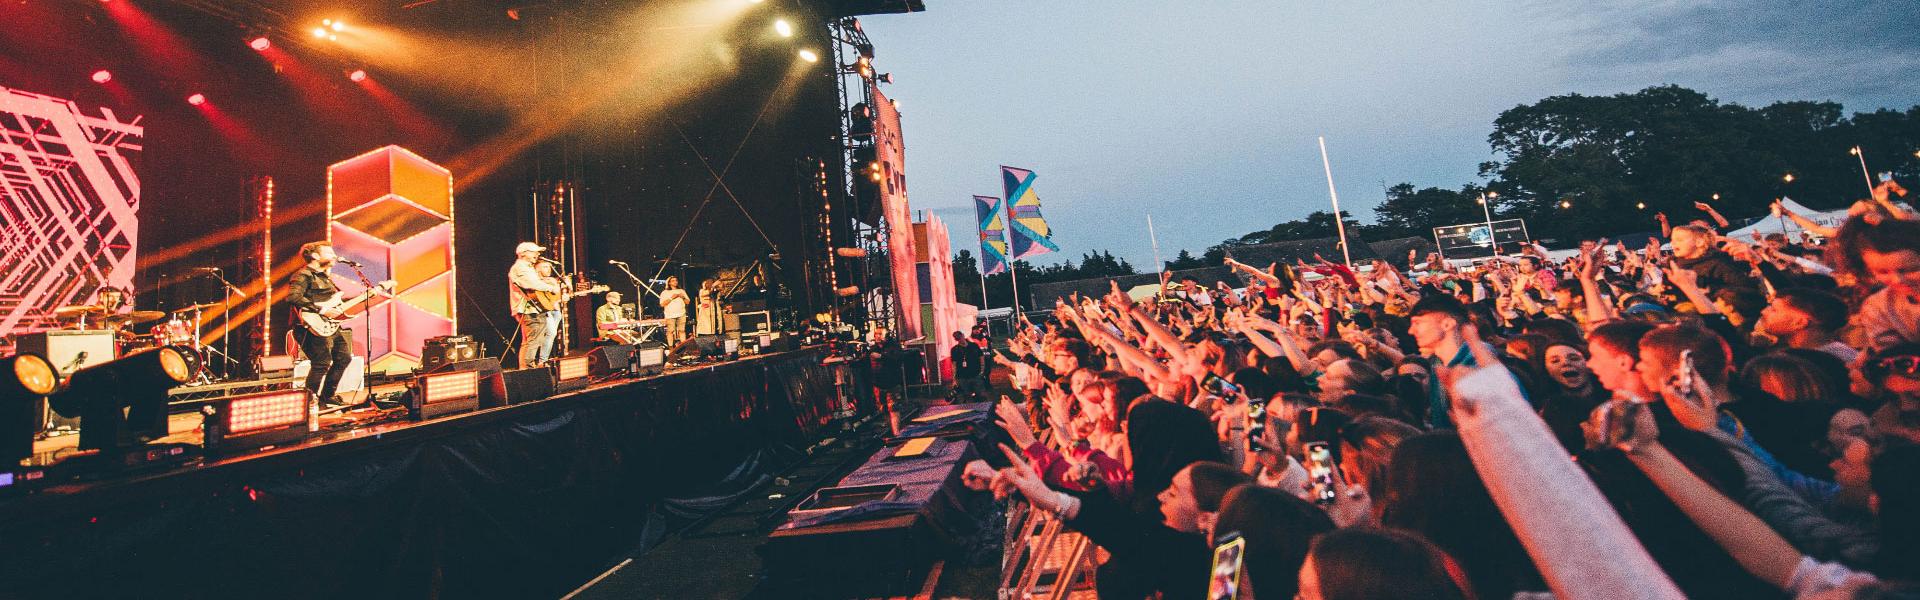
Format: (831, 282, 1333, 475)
(1333, 416, 1420, 506)
(1526, 340, 1610, 453)
(1295, 527, 1472, 600)
(1212, 484, 1335, 600)
(1380, 432, 1545, 599)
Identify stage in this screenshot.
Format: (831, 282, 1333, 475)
(0, 347, 856, 600)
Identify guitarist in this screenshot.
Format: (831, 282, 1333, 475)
(509, 242, 564, 368)
(288, 241, 354, 408)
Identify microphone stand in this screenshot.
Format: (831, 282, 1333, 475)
(345, 262, 377, 406)
(206, 269, 245, 380)
(611, 262, 660, 316)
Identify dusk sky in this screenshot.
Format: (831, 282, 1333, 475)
(860, 0, 1920, 272)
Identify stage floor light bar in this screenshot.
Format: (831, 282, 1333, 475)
(553, 355, 590, 392)
(410, 370, 480, 421)
(634, 343, 667, 377)
(203, 389, 311, 454)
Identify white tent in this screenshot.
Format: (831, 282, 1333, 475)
(1725, 198, 1848, 239)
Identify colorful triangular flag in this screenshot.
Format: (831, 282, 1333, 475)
(975, 195, 1009, 275)
(1001, 166, 1059, 260)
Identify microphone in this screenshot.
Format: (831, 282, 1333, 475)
(535, 256, 561, 264)
(193, 266, 222, 272)
(339, 259, 364, 267)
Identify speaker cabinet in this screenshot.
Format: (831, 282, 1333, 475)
(18, 331, 115, 376)
(481, 367, 553, 408)
(587, 344, 634, 379)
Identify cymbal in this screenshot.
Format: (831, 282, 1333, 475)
(174, 302, 222, 313)
(53, 305, 105, 318)
(104, 310, 168, 324)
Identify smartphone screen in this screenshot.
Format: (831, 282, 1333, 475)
(1245, 394, 1269, 453)
(1306, 442, 1338, 505)
(1202, 373, 1240, 398)
(1208, 534, 1247, 600)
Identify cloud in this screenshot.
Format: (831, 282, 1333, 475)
(1546, 0, 1920, 107)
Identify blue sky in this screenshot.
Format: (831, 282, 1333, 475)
(859, 0, 1920, 271)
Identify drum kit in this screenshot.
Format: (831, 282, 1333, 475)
(50, 300, 229, 385)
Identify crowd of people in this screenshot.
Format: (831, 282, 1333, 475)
(951, 187, 1920, 600)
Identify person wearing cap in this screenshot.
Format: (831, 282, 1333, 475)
(509, 241, 564, 368)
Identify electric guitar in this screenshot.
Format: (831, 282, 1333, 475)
(529, 283, 609, 312)
(297, 280, 396, 337)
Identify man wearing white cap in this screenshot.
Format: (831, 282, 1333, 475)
(509, 242, 563, 367)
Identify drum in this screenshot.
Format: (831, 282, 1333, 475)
(151, 319, 197, 347)
(166, 344, 206, 383)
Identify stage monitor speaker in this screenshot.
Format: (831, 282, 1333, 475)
(669, 335, 726, 362)
(481, 367, 553, 408)
(18, 331, 115, 376)
(587, 344, 634, 379)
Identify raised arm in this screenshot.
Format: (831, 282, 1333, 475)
(1445, 326, 1685, 600)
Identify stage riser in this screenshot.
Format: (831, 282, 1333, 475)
(0, 348, 858, 600)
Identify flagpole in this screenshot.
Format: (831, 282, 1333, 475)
(1004, 197, 1023, 320)
(1147, 213, 1164, 273)
(1851, 146, 1876, 196)
(1318, 136, 1354, 269)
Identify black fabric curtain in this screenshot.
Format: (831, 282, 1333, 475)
(0, 349, 843, 600)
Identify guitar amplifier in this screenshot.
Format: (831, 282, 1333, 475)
(18, 331, 116, 376)
(422, 335, 482, 372)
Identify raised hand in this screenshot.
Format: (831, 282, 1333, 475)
(1693, 201, 1713, 212)
(996, 395, 1038, 449)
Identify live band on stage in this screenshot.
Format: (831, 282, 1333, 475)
(20, 236, 815, 452)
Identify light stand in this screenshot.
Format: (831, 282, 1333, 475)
(611, 261, 660, 318)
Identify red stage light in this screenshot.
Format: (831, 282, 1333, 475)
(187, 93, 206, 106)
(348, 70, 368, 82)
(91, 70, 112, 83)
(249, 37, 271, 51)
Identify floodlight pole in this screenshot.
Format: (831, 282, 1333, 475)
(1317, 137, 1353, 269)
(1479, 192, 1498, 256)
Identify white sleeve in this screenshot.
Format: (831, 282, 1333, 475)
(1786, 556, 1877, 598)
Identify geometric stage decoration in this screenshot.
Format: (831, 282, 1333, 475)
(0, 87, 144, 336)
(327, 145, 455, 374)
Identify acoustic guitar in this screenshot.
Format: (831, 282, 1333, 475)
(297, 280, 396, 337)
(529, 283, 609, 312)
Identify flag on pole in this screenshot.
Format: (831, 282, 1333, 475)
(974, 195, 1009, 275)
(1001, 166, 1060, 259)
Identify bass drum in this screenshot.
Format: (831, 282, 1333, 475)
(165, 344, 206, 385)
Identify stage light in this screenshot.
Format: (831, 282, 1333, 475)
(202, 389, 310, 454)
(1560, 200, 1573, 209)
(331, 21, 346, 32)
(409, 370, 481, 420)
(312, 27, 328, 38)
(91, 70, 112, 84)
(835, 247, 867, 258)
(774, 19, 793, 37)
(2, 353, 60, 464)
(798, 49, 819, 63)
(1783, 173, 1795, 183)
(47, 346, 192, 451)
(553, 355, 590, 393)
(187, 93, 206, 106)
(349, 69, 368, 82)
(1636, 202, 1647, 210)
(1711, 193, 1720, 201)
(836, 286, 861, 297)
(249, 36, 271, 51)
